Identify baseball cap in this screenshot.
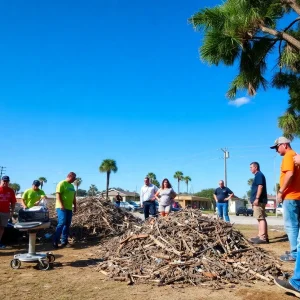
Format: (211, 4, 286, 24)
(270, 137, 291, 149)
(32, 180, 41, 187)
(2, 175, 10, 181)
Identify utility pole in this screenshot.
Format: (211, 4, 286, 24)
(0, 166, 6, 178)
(220, 148, 229, 186)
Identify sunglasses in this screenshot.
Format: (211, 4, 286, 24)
(275, 144, 283, 151)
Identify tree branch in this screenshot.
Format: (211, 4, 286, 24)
(283, 0, 300, 16)
(260, 25, 300, 51)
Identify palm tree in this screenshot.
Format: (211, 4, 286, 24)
(9, 183, 21, 194)
(173, 171, 183, 196)
(190, 0, 300, 138)
(38, 177, 47, 190)
(88, 184, 98, 196)
(73, 177, 82, 196)
(99, 159, 118, 200)
(183, 176, 191, 193)
(147, 172, 156, 183)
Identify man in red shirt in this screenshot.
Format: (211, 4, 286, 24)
(0, 176, 16, 248)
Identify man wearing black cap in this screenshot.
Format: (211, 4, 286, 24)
(0, 176, 16, 248)
(21, 180, 47, 209)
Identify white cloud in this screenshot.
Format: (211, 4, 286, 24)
(228, 97, 251, 107)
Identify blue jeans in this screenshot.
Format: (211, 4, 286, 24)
(53, 208, 73, 245)
(283, 200, 300, 260)
(143, 201, 156, 219)
(217, 202, 230, 222)
(285, 199, 300, 290)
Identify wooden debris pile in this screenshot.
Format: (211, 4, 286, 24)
(96, 209, 283, 287)
(70, 196, 142, 240)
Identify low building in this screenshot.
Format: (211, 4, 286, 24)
(174, 194, 211, 209)
(228, 196, 247, 213)
(106, 188, 139, 203)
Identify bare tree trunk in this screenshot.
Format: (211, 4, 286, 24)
(106, 172, 110, 200)
(260, 25, 300, 50)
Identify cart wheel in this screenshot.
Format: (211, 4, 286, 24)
(10, 259, 21, 269)
(38, 260, 50, 271)
(47, 254, 55, 263)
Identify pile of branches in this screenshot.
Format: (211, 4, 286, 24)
(96, 209, 283, 287)
(70, 196, 142, 240)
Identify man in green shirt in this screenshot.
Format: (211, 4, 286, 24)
(53, 172, 77, 249)
(21, 180, 46, 209)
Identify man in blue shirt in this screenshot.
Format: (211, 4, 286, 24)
(213, 180, 234, 222)
(249, 162, 269, 244)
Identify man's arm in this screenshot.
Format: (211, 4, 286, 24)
(277, 170, 294, 204)
(253, 185, 263, 206)
(73, 194, 77, 213)
(56, 193, 64, 209)
(213, 189, 218, 202)
(225, 188, 234, 200)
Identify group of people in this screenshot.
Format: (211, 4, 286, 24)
(0, 172, 77, 250)
(140, 177, 176, 219)
(214, 136, 300, 297)
(2, 135, 300, 297)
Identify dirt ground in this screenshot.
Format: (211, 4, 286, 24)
(0, 224, 297, 300)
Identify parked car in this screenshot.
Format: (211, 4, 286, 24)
(126, 201, 140, 210)
(236, 207, 253, 216)
(119, 202, 136, 211)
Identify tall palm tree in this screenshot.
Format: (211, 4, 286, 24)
(173, 171, 183, 196)
(183, 176, 191, 193)
(99, 159, 118, 200)
(38, 177, 47, 190)
(73, 177, 82, 196)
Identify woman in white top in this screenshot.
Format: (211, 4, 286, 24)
(155, 178, 176, 217)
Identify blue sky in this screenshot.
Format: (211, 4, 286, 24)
(0, 0, 298, 197)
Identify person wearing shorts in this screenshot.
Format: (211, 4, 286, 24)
(155, 178, 176, 217)
(248, 162, 268, 244)
(0, 176, 16, 248)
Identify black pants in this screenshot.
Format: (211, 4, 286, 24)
(143, 201, 156, 219)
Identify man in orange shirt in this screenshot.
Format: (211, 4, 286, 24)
(271, 137, 300, 296)
(270, 137, 300, 262)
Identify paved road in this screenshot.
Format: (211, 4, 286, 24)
(133, 211, 284, 226)
(228, 215, 284, 226)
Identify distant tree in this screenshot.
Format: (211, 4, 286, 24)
(247, 178, 254, 186)
(9, 183, 21, 194)
(38, 177, 47, 190)
(274, 183, 280, 193)
(73, 177, 82, 196)
(76, 189, 87, 197)
(183, 176, 191, 193)
(99, 159, 118, 200)
(174, 171, 184, 196)
(152, 179, 160, 188)
(147, 172, 156, 183)
(88, 184, 98, 196)
(195, 188, 216, 210)
(246, 178, 254, 199)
